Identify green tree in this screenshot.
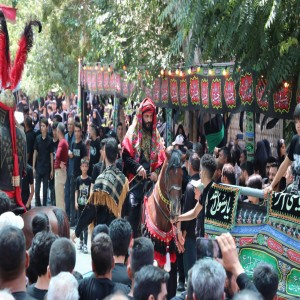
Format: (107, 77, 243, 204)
(162, 0, 300, 92)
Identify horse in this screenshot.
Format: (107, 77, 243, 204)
(143, 147, 183, 298)
(22, 206, 70, 249)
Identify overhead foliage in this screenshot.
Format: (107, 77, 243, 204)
(162, 0, 300, 92)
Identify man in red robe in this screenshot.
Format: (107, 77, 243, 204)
(122, 98, 166, 237)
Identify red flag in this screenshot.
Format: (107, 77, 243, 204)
(0, 5, 17, 23)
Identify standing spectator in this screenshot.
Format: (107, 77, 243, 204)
(175, 124, 187, 143)
(180, 152, 200, 279)
(33, 118, 53, 207)
(75, 159, 92, 254)
(65, 117, 76, 225)
(116, 122, 124, 145)
(49, 122, 59, 206)
(17, 96, 28, 113)
(21, 163, 34, 210)
(133, 265, 169, 300)
(70, 122, 87, 225)
(0, 226, 35, 299)
(78, 233, 129, 299)
(27, 231, 58, 300)
(91, 109, 103, 128)
(109, 218, 132, 287)
(88, 124, 101, 177)
(54, 123, 69, 211)
(91, 138, 106, 190)
(24, 116, 36, 166)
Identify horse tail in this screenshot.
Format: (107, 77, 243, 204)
(53, 208, 70, 238)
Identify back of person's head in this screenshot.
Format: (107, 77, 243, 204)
(222, 163, 236, 185)
(92, 233, 114, 276)
(49, 238, 76, 276)
(91, 224, 109, 241)
(32, 213, 50, 236)
(266, 156, 277, 165)
(200, 154, 217, 179)
(0, 192, 11, 215)
(253, 263, 279, 300)
(186, 266, 194, 300)
(47, 272, 79, 300)
(105, 137, 118, 163)
(221, 146, 231, 163)
(193, 142, 204, 158)
(57, 122, 65, 136)
(52, 122, 59, 130)
(241, 162, 254, 177)
(0, 289, 14, 300)
(247, 174, 262, 190)
(293, 103, 300, 120)
(133, 265, 169, 300)
(109, 218, 132, 257)
(191, 258, 226, 300)
(0, 226, 26, 282)
(103, 292, 129, 300)
(189, 152, 200, 173)
(130, 237, 154, 276)
(25, 115, 33, 129)
(233, 290, 263, 300)
(30, 231, 58, 277)
(53, 114, 63, 123)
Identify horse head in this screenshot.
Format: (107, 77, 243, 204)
(164, 146, 184, 220)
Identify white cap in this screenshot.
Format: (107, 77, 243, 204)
(0, 211, 24, 230)
(172, 134, 185, 146)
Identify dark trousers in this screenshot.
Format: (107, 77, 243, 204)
(183, 237, 196, 279)
(78, 205, 88, 245)
(35, 172, 49, 207)
(49, 177, 56, 206)
(177, 252, 185, 284)
(65, 174, 76, 226)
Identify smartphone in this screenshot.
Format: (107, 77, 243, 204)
(196, 237, 222, 259)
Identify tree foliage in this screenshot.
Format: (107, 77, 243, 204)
(162, 0, 300, 92)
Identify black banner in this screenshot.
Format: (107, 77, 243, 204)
(205, 183, 240, 230)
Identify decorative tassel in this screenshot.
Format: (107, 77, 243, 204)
(164, 250, 171, 272)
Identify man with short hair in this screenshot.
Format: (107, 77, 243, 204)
(174, 154, 217, 238)
(127, 237, 154, 299)
(133, 265, 169, 300)
(266, 163, 279, 192)
(221, 163, 236, 185)
(239, 162, 254, 187)
(88, 124, 101, 177)
(48, 238, 76, 277)
(78, 233, 129, 299)
(191, 258, 226, 300)
(54, 122, 69, 211)
(73, 138, 129, 239)
(253, 263, 279, 300)
(180, 152, 200, 278)
(27, 231, 58, 300)
(65, 117, 76, 225)
(0, 226, 35, 300)
(109, 218, 132, 287)
(33, 118, 54, 207)
(218, 146, 231, 165)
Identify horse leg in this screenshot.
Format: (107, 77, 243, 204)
(167, 261, 177, 299)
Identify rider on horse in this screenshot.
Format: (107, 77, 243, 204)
(122, 98, 166, 237)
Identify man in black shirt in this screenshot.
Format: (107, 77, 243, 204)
(24, 116, 36, 166)
(33, 118, 53, 207)
(181, 152, 200, 278)
(88, 124, 101, 176)
(78, 233, 129, 300)
(0, 226, 36, 300)
(21, 164, 34, 209)
(174, 154, 216, 239)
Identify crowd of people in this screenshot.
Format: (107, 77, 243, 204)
(0, 92, 297, 300)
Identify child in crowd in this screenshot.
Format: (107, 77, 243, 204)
(75, 158, 92, 254)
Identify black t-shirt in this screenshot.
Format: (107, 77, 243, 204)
(76, 176, 92, 206)
(34, 134, 53, 174)
(52, 139, 59, 161)
(89, 138, 101, 176)
(26, 130, 36, 166)
(71, 140, 87, 178)
(12, 291, 37, 300)
(78, 277, 130, 300)
(22, 164, 34, 204)
(91, 161, 105, 184)
(17, 101, 28, 112)
(27, 284, 47, 300)
(112, 263, 131, 287)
